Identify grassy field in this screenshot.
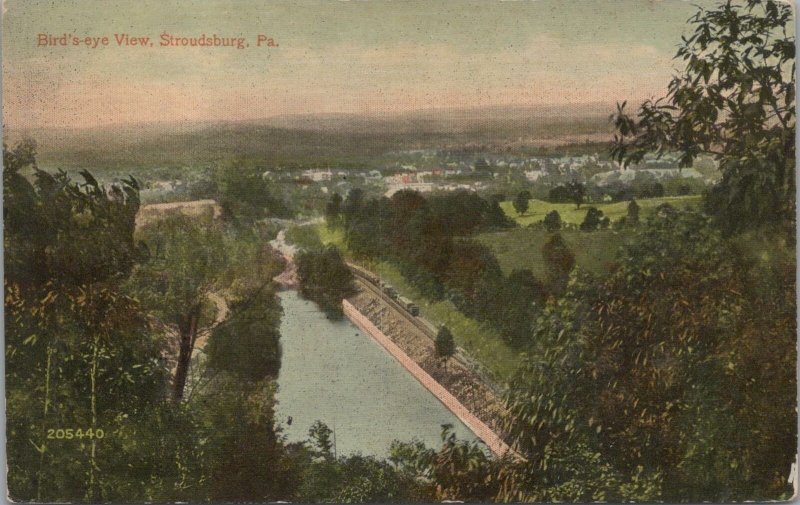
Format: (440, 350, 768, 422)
(285, 224, 324, 250)
(315, 222, 346, 249)
(500, 195, 702, 226)
(314, 222, 521, 383)
(477, 228, 627, 279)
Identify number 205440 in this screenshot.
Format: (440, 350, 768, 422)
(47, 428, 105, 440)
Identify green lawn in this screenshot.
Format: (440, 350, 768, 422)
(316, 222, 346, 249)
(477, 228, 627, 280)
(315, 222, 520, 383)
(285, 224, 324, 250)
(501, 195, 702, 226)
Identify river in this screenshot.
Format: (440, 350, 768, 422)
(275, 290, 477, 456)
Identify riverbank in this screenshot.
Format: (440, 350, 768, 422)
(343, 298, 517, 459)
(273, 225, 517, 457)
(275, 290, 478, 456)
(345, 279, 519, 458)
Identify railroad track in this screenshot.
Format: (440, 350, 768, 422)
(346, 262, 505, 397)
(345, 262, 523, 460)
(347, 263, 439, 341)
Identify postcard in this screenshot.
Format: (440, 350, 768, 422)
(3, 0, 797, 502)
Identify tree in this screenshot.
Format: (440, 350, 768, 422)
(341, 187, 365, 225)
(627, 199, 641, 226)
(506, 211, 796, 501)
(548, 185, 572, 203)
(128, 216, 226, 400)
(324, 192, 343, 228)
(4, 141, 169, 501)
(205, 287, 283, 382)
(542, 233, 575, 294)
(640, 181, 665, 198)
(214, 161, 288, 224)
(567, 180, 586, 209)
(543, 210, 562, 232)
(513, 190, 531, 216)
(296, 246, 356, 320)
(486, 197, 515, 229)
(580, 207, 604, 231)
(611, 0, 795, 234)
(495, 269, 546, 348)
(474, 158, 492, 175)
(434, 326, 456, 369)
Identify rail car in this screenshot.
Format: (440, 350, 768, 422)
(347, 263, 379, 285)
(383, 285, 398, 300)
(397, 295, 420, 316)
(347, 262, 418, 315)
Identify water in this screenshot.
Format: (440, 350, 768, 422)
(275, 290, 477, 456)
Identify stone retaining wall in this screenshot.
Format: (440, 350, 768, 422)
(343, 299, 517, 459)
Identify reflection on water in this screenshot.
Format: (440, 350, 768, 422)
(275, 290, 477, 456)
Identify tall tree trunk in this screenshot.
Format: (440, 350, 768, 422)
(173, 305, 200, 401)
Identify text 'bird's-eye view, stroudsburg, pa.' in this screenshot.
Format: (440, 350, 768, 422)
(2, 0, 797, 503)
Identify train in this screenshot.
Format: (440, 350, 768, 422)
(347, 262, 419, 316)
(397, 295, 420, 316)
(348, 263, 379, 285)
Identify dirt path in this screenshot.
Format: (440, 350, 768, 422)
(192, 291, 229, 354)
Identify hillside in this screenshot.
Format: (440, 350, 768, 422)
(4, 104, 614, 171)
(477, 228, 626, 280)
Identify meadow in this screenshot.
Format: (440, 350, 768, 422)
(477, 229, 627, 280)
(500, 195, 702, 226)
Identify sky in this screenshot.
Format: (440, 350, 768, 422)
(2, 0, 706, 129)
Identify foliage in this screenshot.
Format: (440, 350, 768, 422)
(434, 326, 456, 367)
(325, 192, 343, 228)
(127, 216, 226, 400)
(474, 158, 492, 174)
(477, 229, 623, 281)
(189, 378, 303, 502)
(543, 210, 562, 231)
(541, 233, 576, 295)
(639, 181, 665, 198)
(286, 223, 325, 250)
(579, 207, 604, 231)
(505, 209, 796, 501)
(4, 140, 145, 288)
(389, 425, 503, 502)
(341, 189, 546, 350)
(296, 246, 357, 319)
(612, 0, 795, 234)
(205, 287, 283, 382)
(214, 161, 290, 224)
(4, 141, 167, 501)
(627, 198, 640, 226)
(512, 190, 531, 216)
(500, 195, 701, 227)
(547, 184, 573, 203)
(298, 422, 429, 502)
(566, 179, 586, 209)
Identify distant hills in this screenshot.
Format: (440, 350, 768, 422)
(4, 104, 616, 171)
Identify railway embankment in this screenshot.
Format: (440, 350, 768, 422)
(344, 277, 520, 459)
